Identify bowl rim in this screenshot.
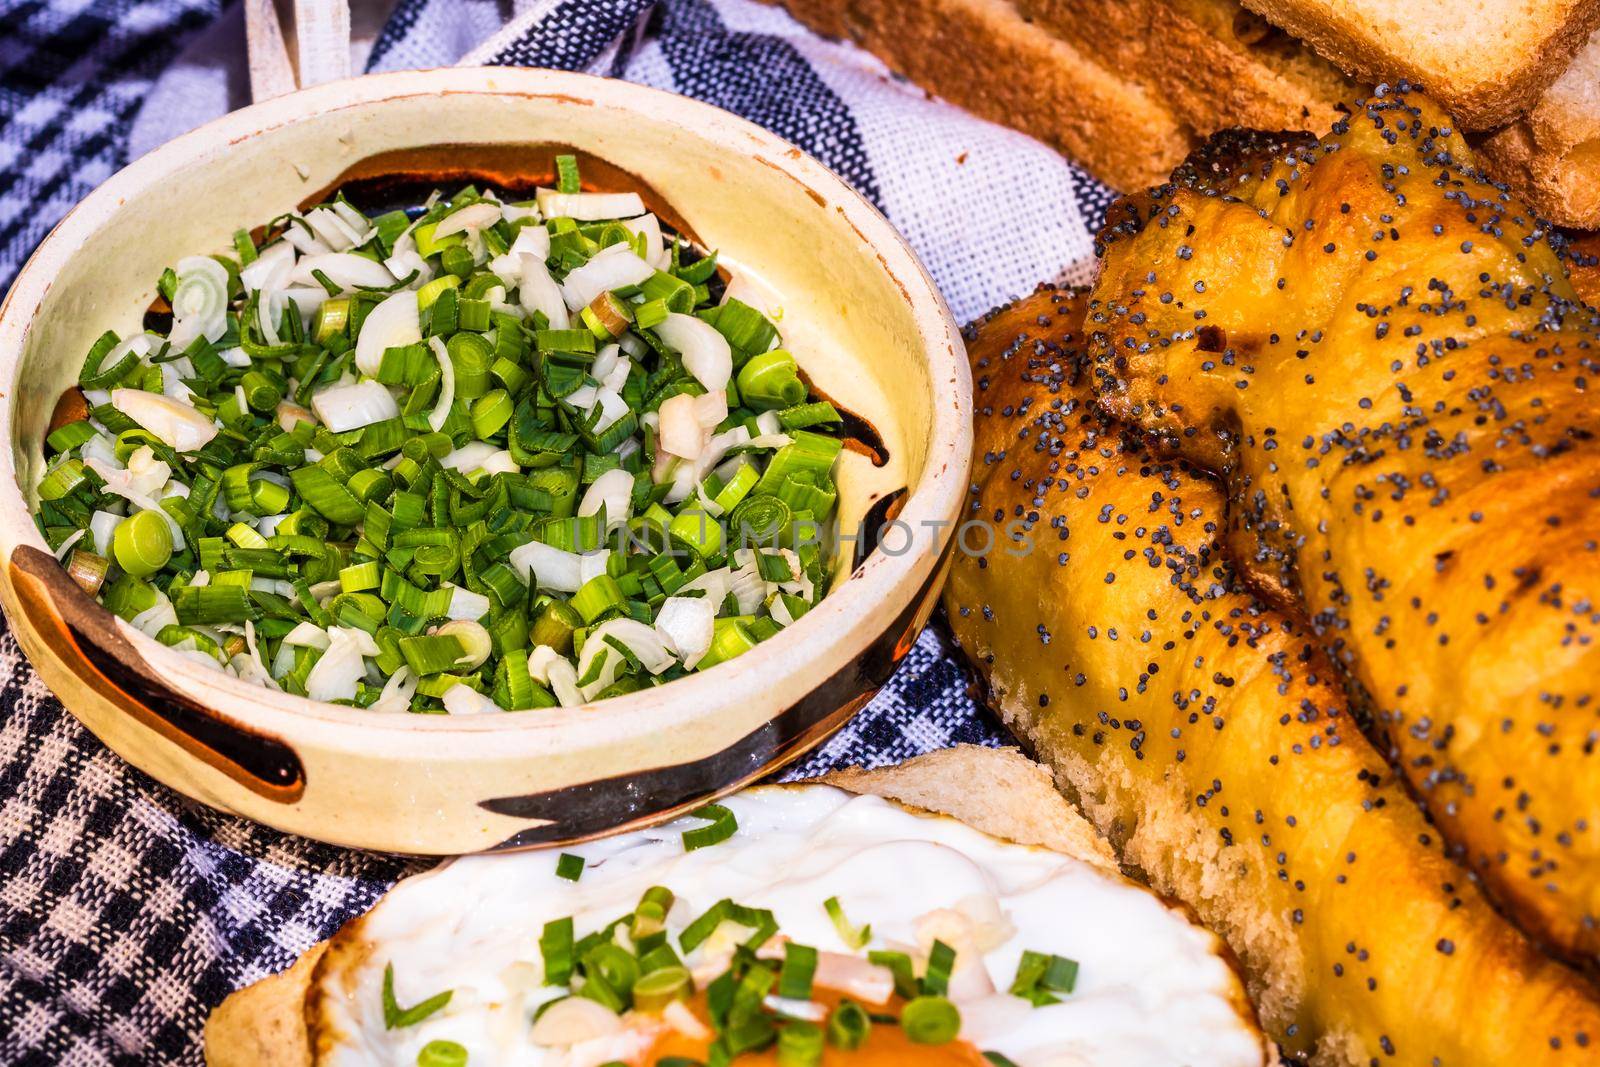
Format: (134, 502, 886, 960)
(0, 67, 971, 742)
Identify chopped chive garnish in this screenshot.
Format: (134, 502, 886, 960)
(901, 995, 961, 1045)
(922, 939, 956, 997)
(416, 1040, 467, 1067)
(983, 1053, 1022, 1066)
(867, 949, 918, 1000)
(681, 803, 738, 851)
(540, 916, 575, 986)
(380, 962, 453, 1029)
(1008, 949, 1080, 1006)
(777, 942, 818, 1000)
(35, 183, 843, 714)
(827, 999, 872, 1050)
(823, 895, 871, 950)
(776, 1019, 824, 1065)
(555, 852, 585, 881)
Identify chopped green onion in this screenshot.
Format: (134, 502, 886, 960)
(35, 181, 843, 714)
(682, 803, 738, 851)
(901, 995, 960, 1045)
(828, 1000, 871, 1050)
(381, 962, 453, 1029)
(776, 1019, 824, 1066)
(555, 852, 585, 881)
(778, 942, 817, 1000)
(112, 511, 173, 578)
(632, 965, 691, 1012)
(922, 939, 956, 997)
(1008, 950, 1079, 1006)
(540, 916, 575, 986)
(823, 896, 871, 950)
(416, 1040, 468, 1067)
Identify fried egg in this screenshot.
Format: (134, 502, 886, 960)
(310, 785, 1269, 1066)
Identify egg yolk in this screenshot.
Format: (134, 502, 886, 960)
(647, 989, 989, 1065)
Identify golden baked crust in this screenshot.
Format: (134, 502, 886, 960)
(1087, 87, 1600, 962)
(772, 0, 1192, 190)
(946, 286, 1600, 1063)
(1239, 0, 1600, 129)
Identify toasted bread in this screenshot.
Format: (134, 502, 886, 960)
(772, 0, 1192, 190)
(1241, 0, 1600, 127)
(1015, 0, 1355, 134)
(1478, 30, 1600, 227)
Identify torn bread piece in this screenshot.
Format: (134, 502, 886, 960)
(206, 746, 1271, 1067)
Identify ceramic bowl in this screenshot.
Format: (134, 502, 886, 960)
(0, 68, 970, 854)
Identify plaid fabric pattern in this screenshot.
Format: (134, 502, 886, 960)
(0, 0, 1117, 1061)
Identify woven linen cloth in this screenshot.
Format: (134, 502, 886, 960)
(0, 1, 1116, 1062)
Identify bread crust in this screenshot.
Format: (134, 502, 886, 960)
(1475, 31, 1600, 228)
(771, 0, 1191, 190)
(1015, 0, 1354, 135)
(205, 746, 1265, 1064)
(947, 286, 1600, 1064)
(1239, 0, 1600, 128)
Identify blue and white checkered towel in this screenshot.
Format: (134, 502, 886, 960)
(0, 1, 1114, 1061)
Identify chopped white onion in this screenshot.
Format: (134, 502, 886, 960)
(730, 558, 768, 615)
(167, 256, 230, 349)
(282, 224, 332, 256)
(129, 599, 178, 638)
(509, 540, 582, 593)
(655, 596, 715, 668)
(658, 392, 707, 460)
(559, 243, 654, 311)
(433, 202, 502, 238)
(528, 646, 584, 707)
(109, 389, 218, 452)
(516, 254, 570, 329)
(578, 550, 611, 586)
(354, 289, 422, 376)
(590, 390, 630, 434)
(426, 336, 455, 433)
(290, 252, 396, 291)
(442, 683, 503, 716)
(578, 618, 674, 699)
(440, 441, 499, 474)
(677, 567, 732, 610)
(656, 313, 732, 391)
(310, 380, 399, 432)
(282, 621, 331, 649)
(240, 241, 294, 293)
(622, 213, 666, 268)
(89, 510, 120, 557)
(370, 667, 418, 713)
(510, 225, 551, 259)
(535, 189, 645, 222)
(303, 207, 364, 251)
(305, 626, 379, 703)
(578, 468, 636, 528)
(442, 585, 492, 623)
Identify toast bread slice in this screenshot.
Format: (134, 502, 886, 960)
(1015, 0, 1355, 134)
(205, 746, 1211, 1066)
(771, 0, 1193, 190)
(1240, 0, 1600, 127)
(1478, 30, 1600, 227)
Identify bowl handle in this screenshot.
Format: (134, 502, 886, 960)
(6, 545, 306, 802)
(245, 0, 354, 102)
